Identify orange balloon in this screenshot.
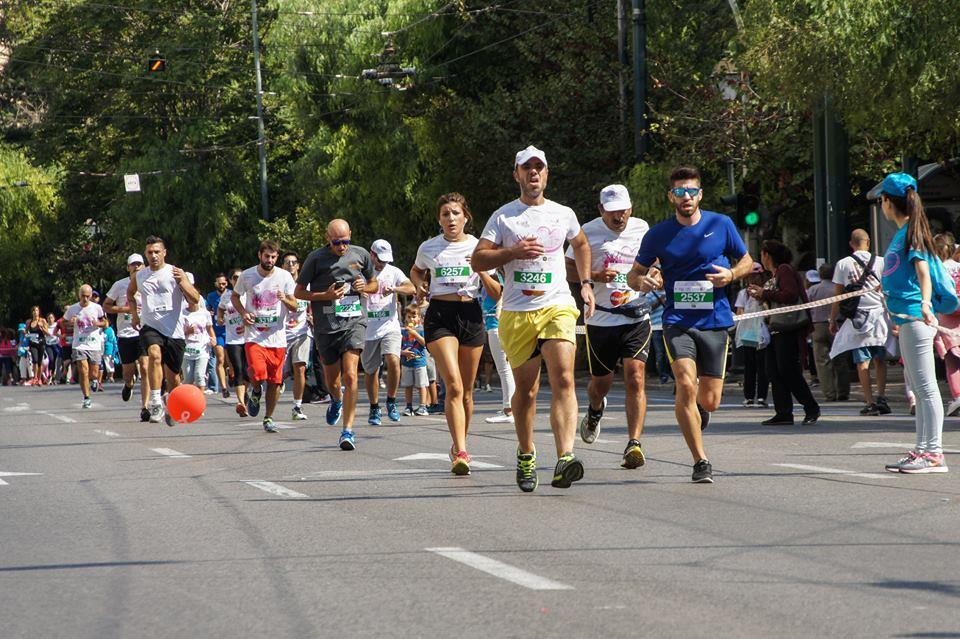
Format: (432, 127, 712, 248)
(167, 384, 206, 424)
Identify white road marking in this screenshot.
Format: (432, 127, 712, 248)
(426, 547, 574, 591)
(150, 448, 191, 459)
(299, 468, 443, 479)
(3, 403, 31, 412)
(593, 438, 615, 444)
(393, 453, 503, 468)
(0, 471, 42, 486)
(94, 429, 120, 437)
(772, 463, 892, 480)
(852, 441, 960, 454)
(243, 481, 308, 499)
(40, 411, 76, 423)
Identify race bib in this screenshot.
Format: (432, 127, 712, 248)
(335, 295, 362, 318)
(78, 334, 96, 344)
(185, 345, 202, 357)
(434, 265, 470, 284)
(605, 264, 631, 290)
(254, 312, 279, 331)
(367, 309, 391, 319)
(673, 280, 713, 310)
(514, 260, 552, 294)
(150, 292, 173, 313)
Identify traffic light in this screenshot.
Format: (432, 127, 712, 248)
(147, 50, 165, 73)
(720, 193, 761, 229)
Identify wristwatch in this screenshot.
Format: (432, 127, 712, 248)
(580, 279, 595, 288)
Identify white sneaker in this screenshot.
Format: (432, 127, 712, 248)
(203, 388, 214, 395)
(483, 384, 492, 393)
(291, 406, 307, 421)
(947, 397, 960, 417)
(485, 410, 514, 424)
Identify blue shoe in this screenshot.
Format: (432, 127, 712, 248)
(326, 399, 343, 426)
(246, 384, 262, 417)
(339, 429, 356, 451)
(368, 406, 382, 426)
(386, 400, 401, 422)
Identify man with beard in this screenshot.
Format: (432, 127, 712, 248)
(231, 240, 299, 433)
(627, 166, 753, 483)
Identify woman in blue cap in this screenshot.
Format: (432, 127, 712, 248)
(879, 172, 948, 473)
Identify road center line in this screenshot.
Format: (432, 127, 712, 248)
(39, 411, 76, 423)
(426, 547, 574, 591)
(772, 463, 892, 480)
(243, 481, 308, 499)
(150, 448, 191, 459)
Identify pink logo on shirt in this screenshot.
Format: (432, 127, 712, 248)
(253, 289, 279, 309)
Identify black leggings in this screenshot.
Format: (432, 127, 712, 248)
(225, 344, 248, 385)
(29, 342, 44, 365)
(766, 330, 819, 418)
(740, 345, 768, 401)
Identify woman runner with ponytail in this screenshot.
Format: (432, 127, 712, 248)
(880, 173, 949, 474)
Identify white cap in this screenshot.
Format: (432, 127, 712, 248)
(514, 145, 547, 168)
(126, 253, 144, 265)
(599, 184, 631, 211)
(371, 239, 394, 262)
(805, 269, 821, 283)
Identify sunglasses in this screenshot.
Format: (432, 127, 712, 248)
(283, 260, 298, 266)
(670, 187, 701, 198)
(331, 239, 351, 247)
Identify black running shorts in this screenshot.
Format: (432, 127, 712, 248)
(585, 320, 652, 376)
(118, 336, 143, 365)
(423, 299, 485, 347)
(315, 324, 365, 366)
(663, 325, 729, 379)
(139, 325, 186, 375)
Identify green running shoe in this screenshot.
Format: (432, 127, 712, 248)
(551, 452, 584, 488)
(516, 448, 538, 493)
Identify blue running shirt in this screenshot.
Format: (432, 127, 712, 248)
(635, 210, 747, 329)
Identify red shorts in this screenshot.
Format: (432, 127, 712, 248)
(244, 343, 287, 385)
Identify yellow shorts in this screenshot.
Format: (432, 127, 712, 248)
(499, 305, 580, 366)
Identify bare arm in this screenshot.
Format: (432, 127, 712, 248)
(478, 271, 501, 301)
(471, 238, 544, 271)
(173, 268, 201, 305)
(102, 297, 127, 314)
(706, 252, 754, 288)
(568, 230, 595, 319)
(829, 283, 844, 329)
(410, 266, 430, 300)
(916, 259, 936, 325)
(392, 279, 417, 297)
(295, 282, 346, 302)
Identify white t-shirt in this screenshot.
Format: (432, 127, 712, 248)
(285, 299, 311, 342)
(106, 276, 141, 339)
(219, 291, 246, 346)
(832, 250, 884, 311)
(136, 264, 191, 339)
(181, 308, 212, 360)
(480, 198, 581, 312)
(233, 266, 296, 348)
(565, 217, 649, 327)
(363, 264, 409, 341)
(414, 235, 484, 299)
(64, 302, 106, 352)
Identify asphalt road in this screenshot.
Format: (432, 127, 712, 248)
(2, 380, 959, 639)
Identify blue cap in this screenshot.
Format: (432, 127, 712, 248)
(880, 172, 918, 198)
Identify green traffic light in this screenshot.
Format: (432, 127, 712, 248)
(744, 211, 759, 227)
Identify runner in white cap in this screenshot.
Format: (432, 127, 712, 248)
(103, 253, 150, 421)
(473, 145, 596, 492)
(64, 284, 109, 409)
(361, 239, 415, 425)
(128, 235, 201, 425)
(565, 184, 659, 469)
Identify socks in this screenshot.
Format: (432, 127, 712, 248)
(150, 389, 161, 405)
(370, 403, 379, 410)
(294, 399, 302, 408)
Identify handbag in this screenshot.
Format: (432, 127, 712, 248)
(765, 268, 811, 333)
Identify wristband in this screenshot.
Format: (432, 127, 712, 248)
(580, 279, 595, 288)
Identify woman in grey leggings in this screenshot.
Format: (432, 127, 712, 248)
(879, 172, 949, 474)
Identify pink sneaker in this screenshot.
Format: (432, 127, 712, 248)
(900, 452, 949, 474)
(451, 450, 472, 476)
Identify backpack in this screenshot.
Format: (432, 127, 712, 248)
(837, 254, 877, 320)
(929, 255, 960, 315)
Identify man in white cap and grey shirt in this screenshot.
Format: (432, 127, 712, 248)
(564, 184, 658, 470)
(473, 145, 596, 493)
(104, 252, 151, 421)
(361, 239, 416, 425)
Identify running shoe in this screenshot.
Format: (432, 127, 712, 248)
(756, 399, 768, 408)
(451, 451, 471, 476)
(516, 449, 538, 493)
(90, 379, 100, 393)
(885, 450, 920, 473)
(163, 406, 176, 427)
(579, 397, 606, 444)
(338, 429, 356, 451)
(403, 405, 415, 417)
(900, 452, 948, 474)
(140, 407, 150, 422)
(148, 403, 163, 423)
(203, 388, 214, 395)
(82, 397, 92, 409)
(876, 396, 892, 415)
(860, 403, 880, 416)
(947, 397, 960, 417)
(368, 406, 382, 426)
(909, 404, 916, 416)
(485, 410, 514, 424)
(121, 383, 132, 402)
(427, 403, 444, 415)
(698, 403, 710, 432)
(386, 400, 401, 422)
(263, 417, 278, 433)
(692, 459, 714, 483)
(483, 384, 492, 393)
(551, 453, 585, 488)
(326, 399, 343, 425)
(291, 406, 307, 421)
(236, 402, 248, 417)
(742, 399, 754, 407)
(414, 405, 429, 416)
(621, 439, 645, 469)
(246, 385, 262, 417)
(222, 388, 230, 399)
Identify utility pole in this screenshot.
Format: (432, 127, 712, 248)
(251, 0, 269, 221)
(617, 0, 628, 163)
(632, 0, 648, 162)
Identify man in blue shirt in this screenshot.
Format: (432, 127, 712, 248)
(628, 166, 753, 483)
(205, 273, 229, 396)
